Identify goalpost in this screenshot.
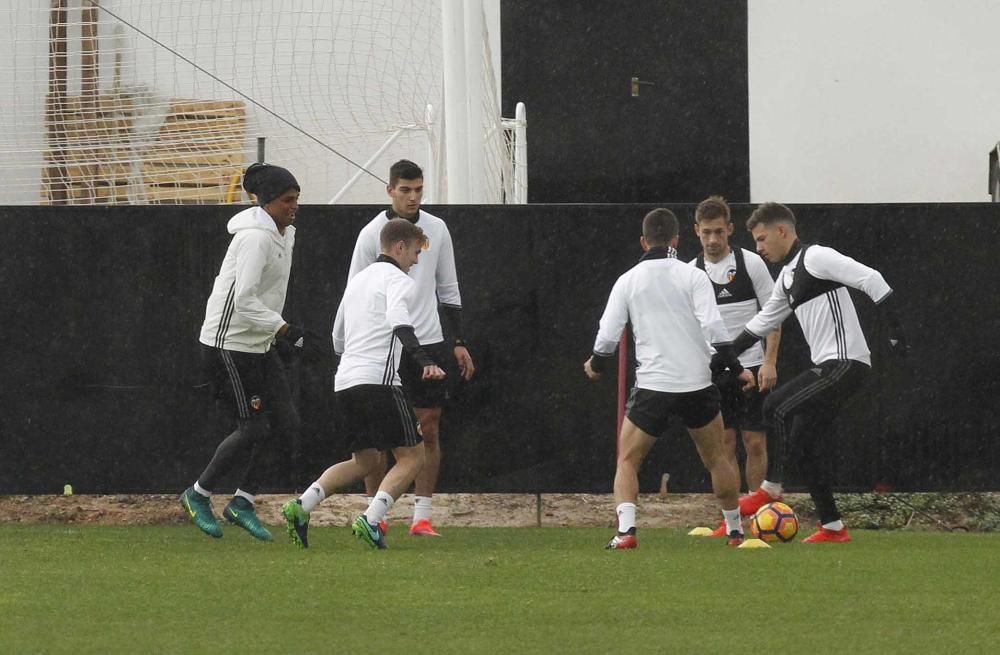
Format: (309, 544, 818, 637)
(0, 0, 526, 205)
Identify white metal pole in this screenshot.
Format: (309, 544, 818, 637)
(463, 0, 485, 203)
(327, 129, 404, 204)
(424, 104, 436, 204)
(514, 102, 528, 204)
(442, 1, 469, 203)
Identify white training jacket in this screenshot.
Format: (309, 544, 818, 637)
(593, 251, 729, 393)
(333, 259, 416, 391)
(745, 244, 892, 366)
(347, 209, 461, 345)
(199, 206, 294, 353)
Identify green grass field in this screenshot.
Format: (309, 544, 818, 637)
(1, 525, 998, 654)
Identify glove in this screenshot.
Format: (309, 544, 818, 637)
(710, 344, 743, 378)
(888, 323, 910, 358)
(277, 324, 327, 363)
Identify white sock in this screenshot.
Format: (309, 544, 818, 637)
(760, 480, 783, 498)
(365, 491, 395, 525)
(723, 508, 742, 534)
(616, 502, 637, 533)
(299, 482, 326, 513)
(413, 496, 433, 524)
(234, 489, 255, 504)
(823, 519, 845, 531)
(193, 482, 211, 497)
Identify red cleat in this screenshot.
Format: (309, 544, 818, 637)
(739, 488, 782, 517)
(802, 525, 851, 543)
(409, 518, 441, 537)
(709, 521, 728, 537)
(379, 519, 389, 535)
(726, 530, 745, 547)
(605, 533, 638, 550)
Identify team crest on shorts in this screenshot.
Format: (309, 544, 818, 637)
(416, 421, 424, 436)
(249, 395, 263, 412)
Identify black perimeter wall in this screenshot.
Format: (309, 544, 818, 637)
(501, 0, 750, 203)
(1, 203, 998, 494)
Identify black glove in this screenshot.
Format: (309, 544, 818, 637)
(277, 324, 327, 363)
(879, 296, 910, 358)
(710, 343, 743, 378)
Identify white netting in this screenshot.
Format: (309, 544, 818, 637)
(0, 0, 515, 205)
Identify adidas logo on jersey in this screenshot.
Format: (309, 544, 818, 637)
(717, 288, 733, 299)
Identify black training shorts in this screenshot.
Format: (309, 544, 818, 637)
(336, 384, 423, 452)
(398, 341, 456, 409)
(625, 385, 721, 436)
(718, 365, 767, 432)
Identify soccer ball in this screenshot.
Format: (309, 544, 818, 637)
(749, 502, 799, 543)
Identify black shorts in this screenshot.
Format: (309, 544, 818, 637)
(718, 365, 767, 432)
(625, 385, 721, 436)
(398, 341, 455, 409)
(202, 345, 292, 420)
(336, 384, 422, 452)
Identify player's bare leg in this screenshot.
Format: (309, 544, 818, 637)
(606, 418, 655, 549)
(741, 429, 767, 492)
(688, 414, 743, 544)
(354, 443, 426, 549)
(410, 406, 442, 535)
(317, 449, 382, 492)
(362, 452, 388, 497)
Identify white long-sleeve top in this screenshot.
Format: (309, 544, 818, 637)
(689, 248, 775, 367)
(593, 251, 729, 393)
(199, 206, 294, 353)
(347, 209, 461, 345)
(333, 258, 417, 391)
(745, 243, 892, 366)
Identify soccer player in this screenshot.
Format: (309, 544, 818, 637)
(723, 202, 909, 543)
(180, 163, 323, 541)
(690, 196, 782, 535)
(344, 159, 474, 537)
(280, 219, 444, 549)
(585, 208, 748, 549)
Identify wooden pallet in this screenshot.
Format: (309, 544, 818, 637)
(140, 99, 247, 204)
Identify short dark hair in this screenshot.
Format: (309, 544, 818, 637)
(380, 217, 426, 251)
(642, 208, 679, 246)
(746, 202, 797, 231)
(389, 159, 423, 187)
(695, 195, 730, 224)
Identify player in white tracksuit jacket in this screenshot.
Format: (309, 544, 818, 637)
(180, 163, 320, 542)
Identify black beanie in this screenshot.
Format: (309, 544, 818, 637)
(243, 163, 300, 206)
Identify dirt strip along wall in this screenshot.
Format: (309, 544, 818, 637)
(0, 203, 996, 494)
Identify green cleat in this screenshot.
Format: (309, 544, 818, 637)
(180, 487, 223, 538)
(281, 499, 310, 549)
(223, 496, 273, 541)
(352, 515, 387, 550)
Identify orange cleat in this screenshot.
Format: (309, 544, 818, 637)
(709, 521, 728, 537)
(605, 533, 638, 550)
(802, 525, 851, 543)
(379, 519, 389, 535)
(726, 530, 745, 547)
(409, 518, 441, 537)
(739, 488, 782, 517)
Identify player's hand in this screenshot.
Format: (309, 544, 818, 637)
(583, 357, 602, 381)
(888, 326, 910, 358)
(738, 369, 756, 392)
(454, 344, 476, 381)
(757, 363, 777, 391)
(422, 364, 446, 380)
(277, 324, 327, 363)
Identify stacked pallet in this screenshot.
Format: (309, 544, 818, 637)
(42, 93, 135, 204)
(140, 99, 247, 204)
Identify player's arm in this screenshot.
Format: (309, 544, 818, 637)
(435, 225, 475, 380)
(734, 278, 793, 357)
(747, 252, 782, 390)
(805, 245, 909, 356)
(586, 277, 629, 380)
(388, 275, 444, 380)
(346, 223, 379, 281)
(232, 232, 285, 334)
(332, 299, 346, 357)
